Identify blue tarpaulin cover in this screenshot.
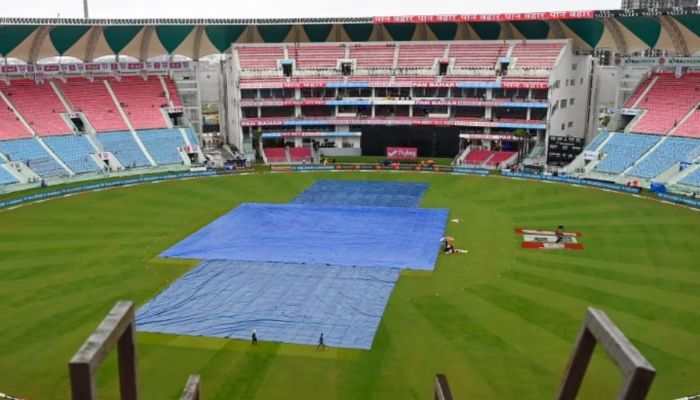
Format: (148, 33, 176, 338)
(136, 260, 400, 349)
(162, 203, 448, 270)
(292, 180, 428, 208)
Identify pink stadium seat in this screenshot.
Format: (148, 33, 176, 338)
(464, 149, 494, 165)
(237, 46, 285, 70)
(57, 78, 128, 133)
(289, 147, 312, 162)
(630, 72, 700, 135)
(110, 76, 169, 130)
(674, 108, 700, 138)
(450, 43, 509, 69)
(397, 43, 446, 68)
(350, 44, 396, 69)
(289, 45, 345, 69)
(511, 42, 564, 69)
(264, 147, 287, 163)
(0, 80, 71, 136)
(164, 77, 183, 107)
(624, 76, 654, 108)
(485, 151, 516, 166)
(0, 101, 32, 139)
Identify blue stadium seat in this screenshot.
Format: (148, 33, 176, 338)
(680, 168, 700, 188)
(43, 135, 101, 174)
(627, 137, 700, 179)
(137, 129, 186, 165)
(595, 133, 661, 175)
(96, 131, 150, 168)
(0, 165, 18, 185)
(0, 138, 67, 178)
(585, 131, 609, 152)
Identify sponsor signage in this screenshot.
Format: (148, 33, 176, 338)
(260, 131, 362, 139)
(387, 147, 418, 160)
(373, 10, 594, 24)
(0, 61, 193, 77)
(623, 56, 700, 67)
(459, 133, 526, 141)
(583, 150, 599, 161)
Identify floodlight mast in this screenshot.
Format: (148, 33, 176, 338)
(83, 0, 89, 19)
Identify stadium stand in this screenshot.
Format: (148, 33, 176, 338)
(624, 75, 656, 109)
(595, 133, 660, 174)
(0, 100, 31, 140)
(680, 168, 700, 187)
(238, 46, 285, 70)
(97, 131, 151, 168)
(485, 151, 517, 167)
(627, 137, 700, 179)
(464, 149, 494, 165)
(43, 135, 100, 174)
(58, 78, 129, 132)
(264, 147, 287, 163)
(350, 44, 396, 69)
(628, 72, 700, 135)
(137, 129, 186, 165)
(397, 43, 446, 69)
(164, 77, 183, 107)
(450, 42, 508, 69)
(674, 107, 700, 138)
(184, 128, 199, 146)
(0, 80, 71, 136)
(585, 131, 610, 151)
(0, 165, 18, 185)
(0, 138, 67, 178)
(511, 42, 564, 69)
(289, 44, 345, 69)
(109, 76, 169, 130)
(289, 147, 312, 162)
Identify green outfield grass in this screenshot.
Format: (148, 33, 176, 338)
(1, 172, 699, 399)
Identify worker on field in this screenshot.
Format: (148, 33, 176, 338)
(555, 225, 565, 244)
(318, 332, 325, 350)
(251, 329, 258, 345)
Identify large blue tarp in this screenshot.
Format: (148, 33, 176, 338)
(292, 180, 428, 208)
(162, 202, 448, 270)
(136, 260, 399, 349)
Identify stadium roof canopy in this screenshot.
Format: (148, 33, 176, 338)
(1, 8, 700, 62)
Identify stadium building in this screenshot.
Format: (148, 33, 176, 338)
(0, 7, 699, 189)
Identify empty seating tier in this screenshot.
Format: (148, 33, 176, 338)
(97, 131, 150, 168)
(680, 168, 700, 188)
(0, 138, 67, 178)
(137, 129, 185, 165)
(397, 43, 446, 69)
(464, 149, 494, 165)
(630, 73, 700, 135)
(289, 147, 312, 162)
(290, 45, 345, 69)
(585, 131, 610, 152)
(0, 100, 31, 140)
(450, 43, 508, 69)
(43, 135, 100, 174)
(58, 78, 128, 132)
(511, 42, 564, 70)
(164, 76, 183, 108)
(1, 80, 71, 136)
(0, 165, 18, 185)
(486, 151, 516, 166)
(264, 147, 287, 163)
(237, 46, 285, 70)
(110, 77, 169, 130)
(624, 76, 655, 108)
(627, 137, 700, 179)
(595, 133, 660, 174)
(184, 128, 199, 146)
(349, 44, 396, 69)
(674, 108, 700, 138)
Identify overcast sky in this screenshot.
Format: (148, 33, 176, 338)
(9, 0, 621, 19)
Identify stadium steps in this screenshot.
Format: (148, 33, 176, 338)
(49, 80, 74, 114)
(103, 79, 157, 167)
(583, 132, 617, 174)
(621, 133, 672, 177)
(158, 75, 175, 108)
(630, 75, 658, 109)
(669, 101, 700, 137)
(0, 89, 35, 138)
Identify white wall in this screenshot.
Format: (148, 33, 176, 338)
(547, 49, 594, 140)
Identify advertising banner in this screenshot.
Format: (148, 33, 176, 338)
(386, 147, 418, 160)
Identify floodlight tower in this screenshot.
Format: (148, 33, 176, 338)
(83, 0, 89, 19)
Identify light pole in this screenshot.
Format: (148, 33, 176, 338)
(83, 0, 89, 19)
